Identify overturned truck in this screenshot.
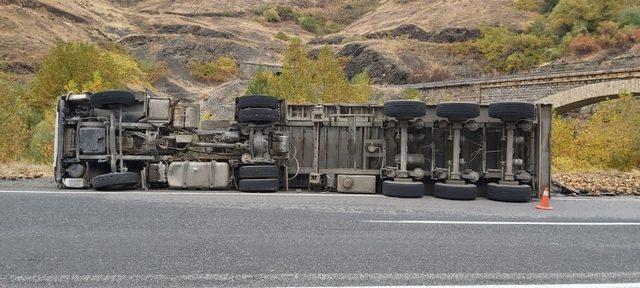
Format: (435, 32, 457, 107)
(54, 91, 551, 202)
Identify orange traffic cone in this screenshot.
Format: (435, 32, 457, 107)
(536, 187, 554, 210)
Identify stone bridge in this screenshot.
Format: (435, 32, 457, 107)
(402, 64, 640, 113)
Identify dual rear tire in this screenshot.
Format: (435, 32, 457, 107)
(236, 95, 281, 124)
(237, 165, 280, 192)
(382, 180, 424, 198)
(487, 183, 532, 202)
(433, 183, 477, 200)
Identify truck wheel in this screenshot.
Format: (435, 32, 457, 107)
(238, 178, 279, 192)
(433, 182, 477, 200)
(382, 180, 424, 198)
(436, 102, 480, 121)
(237, 95, 280, 109)
(239, 165, 280, 179)
(487, 183, 532, 202)
(488, 102, 535, 121)
(383, 100, 427, 119)
(237, 108, 280, 124)
(91, 172, 139, 190)
(89, 90, 137, 109)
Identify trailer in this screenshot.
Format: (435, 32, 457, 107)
(54, 91, 551, 202)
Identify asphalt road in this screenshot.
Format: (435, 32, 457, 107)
(0, 180, 639, 287)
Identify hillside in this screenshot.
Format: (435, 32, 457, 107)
(1, 0, 639, 117)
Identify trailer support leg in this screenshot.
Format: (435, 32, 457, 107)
(505, 122, 515, 181)
(450, 122, 462, 180)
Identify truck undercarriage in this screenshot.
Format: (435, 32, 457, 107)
(54, 90, 551, 202)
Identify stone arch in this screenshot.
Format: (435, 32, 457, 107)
(535, 79, 640, 113)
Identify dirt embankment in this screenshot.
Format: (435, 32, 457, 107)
(0, 163, 51, 180)
(554, 172, 640, 196)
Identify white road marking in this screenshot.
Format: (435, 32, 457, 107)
(289, 284, 640, 288)
(2, 272, 640, 285)
(366, 220, 640, 226)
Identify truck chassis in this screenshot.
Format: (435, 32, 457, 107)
(54, 91, 551, 202)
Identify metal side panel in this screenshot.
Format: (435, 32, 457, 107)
(536, 104, 552, 196)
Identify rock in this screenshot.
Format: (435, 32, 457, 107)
(366, 24, 479, 43)
(366, 24, 432, 41)
(553, 172, 640, 196)
(430, 27, 480, 43)
(153, 24, 235, 39)
(309, 35, 345, 45)
(338, 43, 412, 85)
(1, 61, 38, 75)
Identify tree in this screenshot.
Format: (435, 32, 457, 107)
(25, 41, 152, 163)
(246, 68, 276, 95)
(350, 72, 373, 103)
(246, 38, 373, 103)
(552, 93, 640, 172)
(30, 42, 149, 110)
(0, 70, 30, 162)
(312, 46, 351, 102)
(270, 38, 315, 103)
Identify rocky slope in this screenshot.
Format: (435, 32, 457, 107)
(0, 1, 534, 102)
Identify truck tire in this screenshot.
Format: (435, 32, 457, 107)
(91, 172, 139, 190)
(90, 90, 137, 109)
(238, 178, 279, 192)
(382, 180, 424, 198)
(237, 108, 280, 124)
(383, 100, 427, 119)
(239, 165, 280, 179)
(433, 182, 477, 200)
(436, 102, 480, 121)
(487, 183, 532, 202)
(237, 95, 280, 109)
(488, 102, 535, 121)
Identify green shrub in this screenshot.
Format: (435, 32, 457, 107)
(514, 0, 544, 12)
(137, 59, 167, 83)
(263, 8, 281, 22)
(275, 31, 290, 41)
(276, 5, 298, 21)
(299, 15, 321, 33)
(189, 57, 239, 83)
(401, 88, 421, 100)
(568, 35, 601, 56)
(251, 4, 270, 16)
(320, 20, 344, 35)
(471, 26, 555, 72)
(540, 0, 560, 13)
(619, 7, 640, 27)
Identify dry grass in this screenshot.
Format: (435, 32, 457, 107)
(0, 162, 51, 180)
(341, 0, 534, 35)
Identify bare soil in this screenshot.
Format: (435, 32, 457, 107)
(553, 171, 640, 196)
(0, 162, 51, 180)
